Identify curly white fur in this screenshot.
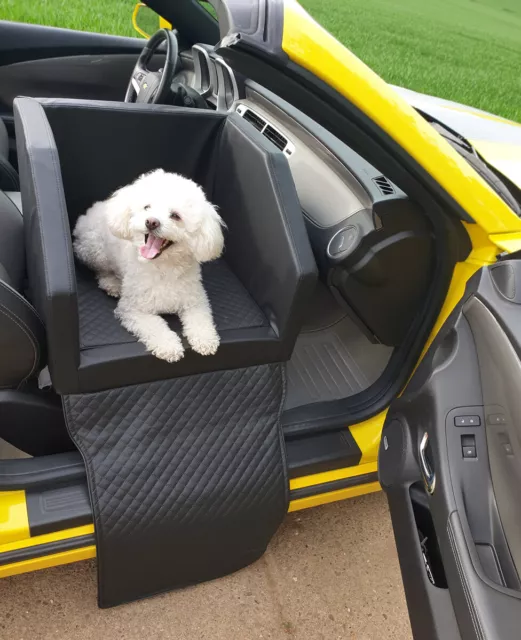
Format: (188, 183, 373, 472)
(73, 169, 224, 362)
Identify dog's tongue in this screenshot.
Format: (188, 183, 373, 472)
(140, 235, 163, 260)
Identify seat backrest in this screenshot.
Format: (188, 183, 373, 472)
(0, 189, 45, 388)
(0, 117, 19, 191)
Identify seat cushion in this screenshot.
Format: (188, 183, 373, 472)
(77, 259, 268, 350)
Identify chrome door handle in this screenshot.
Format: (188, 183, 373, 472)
(419, 432, 436, 495)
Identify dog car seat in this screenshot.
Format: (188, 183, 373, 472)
(14, 98, 317, 394)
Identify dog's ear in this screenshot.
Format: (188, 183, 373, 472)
(106, 185, 133, 240)
(189, 201, 225, 263)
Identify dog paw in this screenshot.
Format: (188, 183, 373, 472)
(150, 335, 185, 362)
(98, 275, 121, 298)
(187, 331, 220, 356)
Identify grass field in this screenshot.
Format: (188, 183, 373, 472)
(1, 0, 520, 122)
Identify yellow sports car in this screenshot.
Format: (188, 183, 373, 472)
(0, 0, 520, 635)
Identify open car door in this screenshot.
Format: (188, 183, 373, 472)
(380, 259, 521, 639)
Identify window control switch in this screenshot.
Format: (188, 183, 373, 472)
(455, 415, 481, 427)
(463, 445, 477, 458)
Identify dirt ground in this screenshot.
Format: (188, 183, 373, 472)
(0, 491, 411, 640)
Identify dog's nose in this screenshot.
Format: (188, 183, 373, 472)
(145, 217, 160, 231)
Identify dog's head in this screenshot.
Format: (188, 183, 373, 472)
(106, 169, 224, 263)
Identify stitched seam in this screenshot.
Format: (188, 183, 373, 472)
(228, 117, 304, 274)
(0, 304, 38, 386)
(447, 519, 486, 640)
(0, 156, 19, 190)
(43, 102, 224, 118)
(40, 106, 75, 300)
(18, 100, 78, 389)
(0, 280, 44, 324)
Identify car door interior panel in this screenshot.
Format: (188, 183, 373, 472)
(380, 262, 521, 640)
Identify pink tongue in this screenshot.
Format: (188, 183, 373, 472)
(139, 235, 163, 260)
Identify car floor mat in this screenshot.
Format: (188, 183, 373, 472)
(63, 364, 288, 608)
(285, 312, 393, 411)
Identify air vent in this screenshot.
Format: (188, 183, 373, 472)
(372, 176, 395, 196)
(242, 109, 265, 131)
(263, 125, 287, 152)
(236, 105, 295, 157)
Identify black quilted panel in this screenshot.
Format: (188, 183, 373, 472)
(77, 260, 268, 349)
(63, 364, 288, 607)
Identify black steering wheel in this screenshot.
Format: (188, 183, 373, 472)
(124, 29, 178, 104)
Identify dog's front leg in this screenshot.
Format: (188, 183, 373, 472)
(179, 301, 220, 356)
(116, 302, 184, 362)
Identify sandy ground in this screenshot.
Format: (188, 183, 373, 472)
(0, 491, 411, 640)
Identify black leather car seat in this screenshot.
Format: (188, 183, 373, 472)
(0, 189, 45, 387)
(0, 117, 19, 191)
(0, 187, 73, 456)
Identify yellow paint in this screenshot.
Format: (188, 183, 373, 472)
(469, 140, 521, 191)
(132, 3, 171, 39)
(0, 546, 96, 579)
(159, 17, 172, 29)
(417, 222, 498, 360)
(131, 3, 150, 39)
(281, 0, 521, 234)
(489, 232, 521, 254)
(289, 481, 381, 512)
(0, 491, 29, 545)
(349, 412, 387, 465)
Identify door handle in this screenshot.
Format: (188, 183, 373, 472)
(419, 432, 436, 494)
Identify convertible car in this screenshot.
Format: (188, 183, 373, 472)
(1, 0, 521, 635)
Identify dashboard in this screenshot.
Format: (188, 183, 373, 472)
(173, 45, 433, 348)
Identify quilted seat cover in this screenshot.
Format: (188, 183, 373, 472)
(63, 364, 288, 607)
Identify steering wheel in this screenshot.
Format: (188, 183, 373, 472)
(124, 29, 178, 104)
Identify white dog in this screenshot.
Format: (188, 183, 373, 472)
(73, 169, 224, 362)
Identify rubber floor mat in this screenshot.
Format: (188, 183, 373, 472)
(63, 364, 288, 607)
(285, 315, 393, 411)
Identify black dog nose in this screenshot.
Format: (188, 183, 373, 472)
(145, 217, 160, 230)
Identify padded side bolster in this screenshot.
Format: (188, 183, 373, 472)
(214, 113, 317, 352)
(14, 97, 80, 389)
(0, 189, 24, 291)
(0, 278, 46, 388)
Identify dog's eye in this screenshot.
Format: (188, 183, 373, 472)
(144, 205, 151, 211)
(170, 211, 181, 221)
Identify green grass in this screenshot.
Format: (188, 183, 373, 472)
(300, 0, 521, 122)
(1, 0, 520, 121)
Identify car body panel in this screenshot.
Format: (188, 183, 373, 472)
(394, 85, 521, 190)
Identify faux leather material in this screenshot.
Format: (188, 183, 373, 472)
(0, 189, 24, 291)
(77, 260, 267, 349)
(40, 99, 225, 224)
(0, 117, 19, 191)
(14, 97, 80, 391)
(64, 364, 288, 607)
(15, 97, 316, 394)
(0, 118, 7, 160)
(0, 279, 46, 388)
(214, 114, 317, 347)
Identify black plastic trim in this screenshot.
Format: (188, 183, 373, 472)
(0, 533, 95, 567)
(27, 482, 92, 537)
(0, 452, 84, 491)
(286, 429, 361, 478)
(289, 471, 378, 500)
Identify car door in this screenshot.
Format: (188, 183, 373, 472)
(0, 19, 150, 154)
(380, 258, 521, 639)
